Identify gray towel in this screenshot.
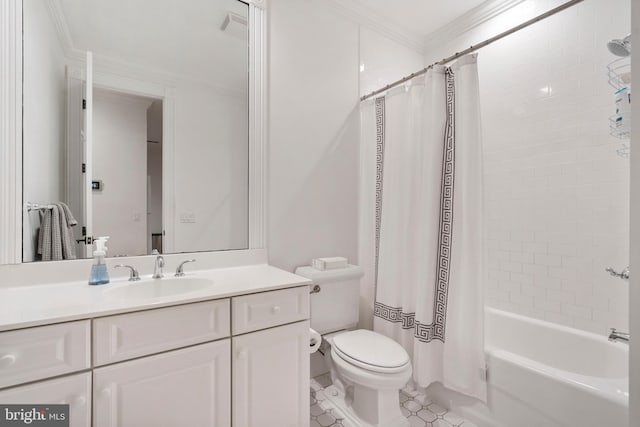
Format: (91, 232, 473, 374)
(37, 208, 53, 260)
(37, 202, 78, 261)
(58, 202, 78, 227)
(56, 202, 77, 260)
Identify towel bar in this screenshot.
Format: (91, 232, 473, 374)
(25, 202, 55, 211)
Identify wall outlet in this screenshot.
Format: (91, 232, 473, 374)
(179, 212, 196, 223)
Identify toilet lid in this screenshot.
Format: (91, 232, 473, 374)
(332, 330, 410, 372)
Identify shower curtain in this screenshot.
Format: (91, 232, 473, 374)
(363, 54, 486, 402)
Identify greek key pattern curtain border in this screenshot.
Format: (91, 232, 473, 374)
(373, 68, 456, 343)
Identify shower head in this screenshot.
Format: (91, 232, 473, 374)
(607, 34, 631, 57)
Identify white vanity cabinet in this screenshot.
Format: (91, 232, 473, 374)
(0, 281, 310, 427)
(231, 286, 310, 427)
(93, 340, 231, 427)
(91, 300, 232, 427)
(0, 320, 92, 426)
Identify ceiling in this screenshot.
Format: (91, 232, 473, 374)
(52, 0, 512, 89)
(337, 0, 488, 38)
(328, 0, 523, 51)
(56, 0, 249, 92)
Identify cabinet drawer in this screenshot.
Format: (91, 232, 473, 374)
(232, 286, 309, 335)
(0, 321, 90, 389)
(93, 299, 230, 366)
(0, 372, 92, 427)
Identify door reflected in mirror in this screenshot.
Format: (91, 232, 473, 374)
(22, 0, 249, 262)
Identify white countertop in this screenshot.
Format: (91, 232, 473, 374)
(0, 264, 311, 332)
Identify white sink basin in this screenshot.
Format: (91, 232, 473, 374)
(106, 277, 215, 300)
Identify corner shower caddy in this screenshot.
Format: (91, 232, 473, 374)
(607, 57, 631, 158)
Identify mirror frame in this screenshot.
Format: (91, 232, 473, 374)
(0, 0, 267, 265)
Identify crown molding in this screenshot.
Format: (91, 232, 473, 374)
(66, 48, 247, 98)
(46, 0, 74, 57)
(422, 0, 526, 51)
(322, 0, 526, 55)
(322, 0, 426, 54)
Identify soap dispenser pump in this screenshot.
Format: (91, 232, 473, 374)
(88, 236, 110, 285)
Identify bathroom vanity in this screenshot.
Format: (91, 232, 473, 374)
(0, 0, 300, 424)
(0, 264, 310, 427)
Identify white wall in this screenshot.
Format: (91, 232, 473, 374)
(172, 82, 248, 253)
(359, 26, 425, 98)
(267, 0, 423, 323)
(267, 0, 361, 272)
(425, 0, 630, 335)
(92, 90, 150, 257)
(22, 0, 67, 262)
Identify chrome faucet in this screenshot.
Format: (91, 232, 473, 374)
(608, 328, 629, 344)
(152, 255, 165, 279)
(175, 259, 196, 277)
(115, 264, 140, 281)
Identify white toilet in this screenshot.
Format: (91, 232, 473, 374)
(296, 264, 412, 427)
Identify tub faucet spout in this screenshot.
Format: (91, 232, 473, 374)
(608, 328, 629, 344)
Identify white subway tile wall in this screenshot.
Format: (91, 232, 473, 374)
(478, 0, 630, 334)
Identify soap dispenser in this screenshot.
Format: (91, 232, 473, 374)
(88, 236, 110, 285)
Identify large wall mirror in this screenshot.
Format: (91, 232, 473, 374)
(19, 0, 262, 263)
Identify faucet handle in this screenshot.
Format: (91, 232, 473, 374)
(175, 259, 196, 277)
(115, 264, 141, 281)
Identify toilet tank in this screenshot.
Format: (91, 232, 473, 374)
(295, 264, 364, 334)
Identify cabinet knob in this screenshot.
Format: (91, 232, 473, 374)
(0, 354, 16, 369)
(101, 388, 111, 398)
(74, 395, 87, 406)
(271, 305, 281, 314)
(237, 350, 247, 360)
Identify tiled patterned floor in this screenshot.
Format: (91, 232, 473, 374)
(310, 374, 477, 427)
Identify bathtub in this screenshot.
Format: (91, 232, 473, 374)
(429, 308, 629, 427)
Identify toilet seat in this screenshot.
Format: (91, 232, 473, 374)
(332, 329, 410, 374)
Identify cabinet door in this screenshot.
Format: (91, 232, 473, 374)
(0, 372, 91, 427)
(233, 321, 309, 427)
(94, 339, 230, 427)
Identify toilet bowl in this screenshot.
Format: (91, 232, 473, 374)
(294, 264, 412, 426)
(326, 329, 412, 427)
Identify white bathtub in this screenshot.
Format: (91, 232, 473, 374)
(430, 308, 629, 427)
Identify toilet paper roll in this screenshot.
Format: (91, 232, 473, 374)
(309, 328, 322, 354)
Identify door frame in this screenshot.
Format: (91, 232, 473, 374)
(65, 64, 176, 254)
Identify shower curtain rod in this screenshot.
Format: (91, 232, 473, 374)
(360, 0, 584, 101)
